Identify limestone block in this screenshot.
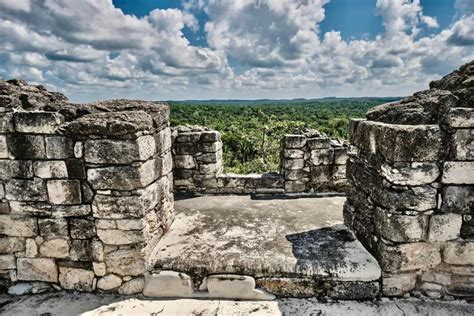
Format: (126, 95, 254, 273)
(351, 121, 442, 162)
(421, 271, 451, 285)
(205, 274, 275, 300)
(0, 236, 25, 253)
(453, 129, 474, 160)
(97, 274, 122, 291)
(70, 219, 95, 239)
(174, 155, 196, 169)
(380, 162, 440, 186)
(442, 161, 474, 184)
(17, 258, 58, 283)
(39, 238, 69, 258)
(377, 241, 441, 272)
(197, 142, 222, 153)
(382, 273, 417, 296)
(283, 149, 304, 159)
(310, 148, 334, 165)
(307, 137, 330, 149)
(282, 158, 305, 170)
(447, 107, 474, 128)
(175, 132, 201, 143)
(332, 165, 347, 180)
(65, 159, 86, 180)
(256, 277, 317, 297)
(284, 180, 307, 193)
(45, 136, 74, 159)
(97, 229, 143, 245)
(428, 214, 462, 241)
(116, 219, 143, 230)
(47, 180, 81, 205)
(25, 238, 38, 257)
(156, 151, 173, 177)
(105, 249, 146, 276)
(87, 159, 157, 190)
(50, 204, 91, 218)
(374, 209, 429, 242)
(0, 255, 15, 270)
(7, 134, 46, 159)
(84, 135, 156, 164)
(14, 111, 64, 134)
(199, 162, 221, 174)
(96, 220, 116, 229)
(93, 262, 107, 276)
(143, 271, 193, 297)
(173, 142, 195, 155)
(0, 160, 32, 180)
(91, 239, 105, 262)
(0, 112, 14, 133)
(334, 147, 349, 165)
(0, 135, 7, 158)
(0, 202, 9, 214)
(38, 218, 68, 237)
(74, 141, 83, 158)
(0, 182, 4, 199)
(201, 131, 220, 142)
(444, 241, 474, 265)
(118, 277, 144, 295)
(33, 161, 68, 178)
(196, 152, 220, 163)
(284, 135, 307, 149)
(58, 267, 94, 292)
(5, 179, 48, 201)
(310, 166, 331, 182)
(0, 215, 37, 237)
(441, 186, 473, 214)
(155, 127, 172, 154)
(9, 201, 50, 216)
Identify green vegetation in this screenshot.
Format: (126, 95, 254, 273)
(169, 98, 398, 174)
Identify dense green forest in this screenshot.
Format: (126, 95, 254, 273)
(168, 98, 398, 174)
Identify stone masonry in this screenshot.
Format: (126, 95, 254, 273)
(344, 61, 474, 298)
(172, 126, 347, 195)
(0, 80, 174, 295)
(281, 129, 348, 193)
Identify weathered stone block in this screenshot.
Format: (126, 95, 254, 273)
(69, 240, 92, 262)
(0, 112, 14, 133)
(0, 255, 15, 270)
(5, 178, 47, 202)
(307, 137, 330, 149)
(45, 136, 74, 159)
(199, 162, 222, 174)
(173, 142, 195, 155)
(282, 169, 306, 181)
(201, 131, 220, 142)
(14, 111, 64, 134)
(447, 107, 474, 128)
(143, 271, 193, 298)
(65, 159, 86, 180)
(93, 262, 106, 276)
(97, 274, 122, 291)
(39, 238, 69, 258)
(453, 129, 474, 160)
(155, 127, 171, 154)
(379, 162, 440, 186)
(87, 159, 157, 190)
(283, 149, 304, 159)
(17, 258, 58, 283)
(97, 229, 143, 245)
(175, 132, 201, 143)
(0, 215, 37, 237)
(59, 267, 94, 292)
(310, 148, 334, 165)
(310, 166, 331, 182)
(84, 135, 156, 164)
(284, 135, 306, 149)
(50, 205, 91, 218)
(47, 180, 81, 205)
(283, 158, 305, 170)
(428, 214, 462, 241)
(118, 277, 144, 295)
(196, 152, 220, 163)
(0, 237, 25, 253)
(7, 134, 46, 159)
(116, 219, 143, 230)
(334, 147, 348, 165)
(174, 155, 196, 169)
(70, 219, 96, 239)
(382, 273, 417, 296)
(442, 161, 474, 184)
(74, 141, 83, 158)
(33, 161, 68, 178)
(377, 241, 441, 272)
(0, 160, 32, 180)
(332, 165, 347, 180)
(441, 186, 473, 214)
(0, 135, 7, 158)
(105, 249, 145, 276)
(197, 142, 222, 153)
(285, 180, 306, 193)
(38, 218, 68, 237)
(374, 208, 428, 242)
(444, 241, 474, 265)
(351, 121, 442, 162)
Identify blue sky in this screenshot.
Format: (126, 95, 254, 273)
(0, 0, 472, 101)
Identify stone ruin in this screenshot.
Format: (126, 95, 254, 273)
(0, 61, 473, 299)
(345, 60, 474, 298)
(172, 126, 348, 195)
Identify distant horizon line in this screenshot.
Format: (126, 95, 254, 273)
(164, 96, 403, 102)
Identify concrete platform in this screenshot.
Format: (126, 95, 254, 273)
(148, 195, 381, 299)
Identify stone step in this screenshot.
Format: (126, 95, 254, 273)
(146, 195, 381, 300)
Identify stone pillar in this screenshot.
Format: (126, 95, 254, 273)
(280, 131, 348, 193)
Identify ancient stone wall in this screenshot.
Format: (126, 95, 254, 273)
(172, 126, 347, 194)
(344, 61, 474, 298)
(280, 131, 348, 193)
(0, 80, 174, 294)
